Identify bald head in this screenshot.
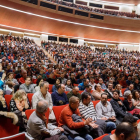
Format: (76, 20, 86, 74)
(36, 100, 48, 113)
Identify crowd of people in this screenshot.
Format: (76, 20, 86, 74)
(0, 35, 140, 140)
(43, 0, 140, 19)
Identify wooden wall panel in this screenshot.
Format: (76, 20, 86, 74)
(0, 6, 140, 43)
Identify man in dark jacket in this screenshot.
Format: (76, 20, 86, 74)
(110, 90, 133, 122)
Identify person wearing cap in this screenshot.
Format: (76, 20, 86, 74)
(123, 90, 140, 118)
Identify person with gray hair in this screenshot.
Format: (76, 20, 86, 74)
(27, 100, 68, 140)
(32, 81, 55, 121)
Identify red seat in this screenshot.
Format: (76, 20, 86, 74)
(53, 105, 67, 124)
(79, 91, 83, 94)
(74, 84, 78, 86)
(0, 116, 19, 138)
(4, 95, 12, 111)
(120, 97, 124, 102)
(49, 84, 53, 92)
(25, 108, 50, 123)
(0, 132, 25, 140)
(111, 129, 116, 134)
(65, 91, 69, 94)
(27, 93, 34, 107)
(137, 119, 140, 123)
(94, 134, 108, 140)
(92, 100, 100, 108)
(121, 88, 126, 95)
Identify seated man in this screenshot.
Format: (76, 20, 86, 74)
(58, 96, 93, 140)
(102, 122, 136, 140)
(19, 76, 36, 93)
(19, 69, 27, 84)
(98, 78, 107, 90)
(110, 90, 134, 122)
(78, 79, 89, 91)
(82, 85, 95, 101)
(67, 86, 81, 101)
(104, 83, 114, 98)
(27, 100, 68, 140)
(32, 82, 55, 120)
(96, 93, 118, 127)
(92, 84, 104, 100)
(79, 92, 115, 135)
(51, 84, 68, 106)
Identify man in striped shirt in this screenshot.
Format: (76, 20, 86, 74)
(79, 92, 116, 136)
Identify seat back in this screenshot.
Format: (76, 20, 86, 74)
(111, 129, 116, 134)
(53, 105, 67, 124)
(121, 88, 126, 95)
(79, 91, 83, 94)
(4, 95, 13, 111)
(65, 91, 69, 94)
(49, 84, 53, 92)
(25, 109, 50, 123)
(94, 134, 108, 140)
(0, 132, 25, 140)
(0, 116, 19, 138)
(27, 93, 34, 107)
(120, 97, 124, 102)
(92, 100, 100, 108)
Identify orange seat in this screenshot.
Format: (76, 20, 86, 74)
(65, 91, 69, 94)
(79, 91, 83, 94)
(120, 97, 124, 102)
(4, 95, 13, 111)
(74, 84, 78, 86)
(0, 116, 19, 138)
(111, 129, 116, 134)
(0, 132, 25, 140)
(49, 84, 53, 92)
(137, 119, 140, 124)
(92, 100, 100, 108)
(94, 134, 108, 140)
(53, 105, 67, 124)
(27, 93, 34, 107)
(25, 108, 50, 123)
(121, 88, 126, 95)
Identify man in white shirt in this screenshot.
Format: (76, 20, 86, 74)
(32, 82, 55, 120)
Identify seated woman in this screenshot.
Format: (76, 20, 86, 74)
(123, 90, 140, 118)
(65, 79, 73, 91)
(4, 80, 14, 95)
(132, 90, 140, 109)
(10, 89, 30, 132)
(115, 84, 123, 97)
(52, 78, 61, 92)
(35, 78, 44, 92)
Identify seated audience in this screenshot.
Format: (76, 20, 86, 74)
(124, 84, 134, 93)
(10, 89, 30, 131)
(89, 77, 96, 90)
(134, 79, 140, 91)
(104, 83, 114, 98)
(79, 92, 115, 135)
(32, 82, 55, 120)
(110, 90, 134, 122)
(47, 73, 56, 85)
(98, 78, 107, 90)
(70, 73, 77, 86)
(4, 80, 14, 95)
(78, 79, 89, 91)
(0, 89, 7, 111)
(60, 73, 67, 85)
(19, 69, 27, 84)
(132, 90, 140, 109)
(52, 78, 61, 92)
(27, 100, 68, 140)
(123, 90, 140, 118)
(58, 96, 93, 140)
(35, 78, 44, 92)
(92, 84, 104, 100)
(51, 84, 68, 106)
(67, 86, 81, 101)
(6, 72, 19, 85)
(0, 72, 6, 90)
(115, 84, 123, 96)
(19, 76, 36, 93)
(65, 79, 73, 91)
(102, 122, 136, 140)
(96, 93, 118, 126)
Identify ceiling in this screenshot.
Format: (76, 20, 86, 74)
(98, 0, 140, 5)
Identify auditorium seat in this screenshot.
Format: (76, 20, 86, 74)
(65, 91, 69, 94)
(0, 116, 19, 138)
(79, 90, 83, 94)
(94, 134, 108, 140)
(111, 129, 115, 134)
(0, 132, 25, 140)
(25, 109, 50, 122)
(49, 84, 53, 92)
(53, 105, 67, 124)
(121, 88, 126, 95)
(92, 100, 100, 108)
(27, 93, 34, 107)
(73, 84, 78, 86)
(4, 95, 12, 111)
